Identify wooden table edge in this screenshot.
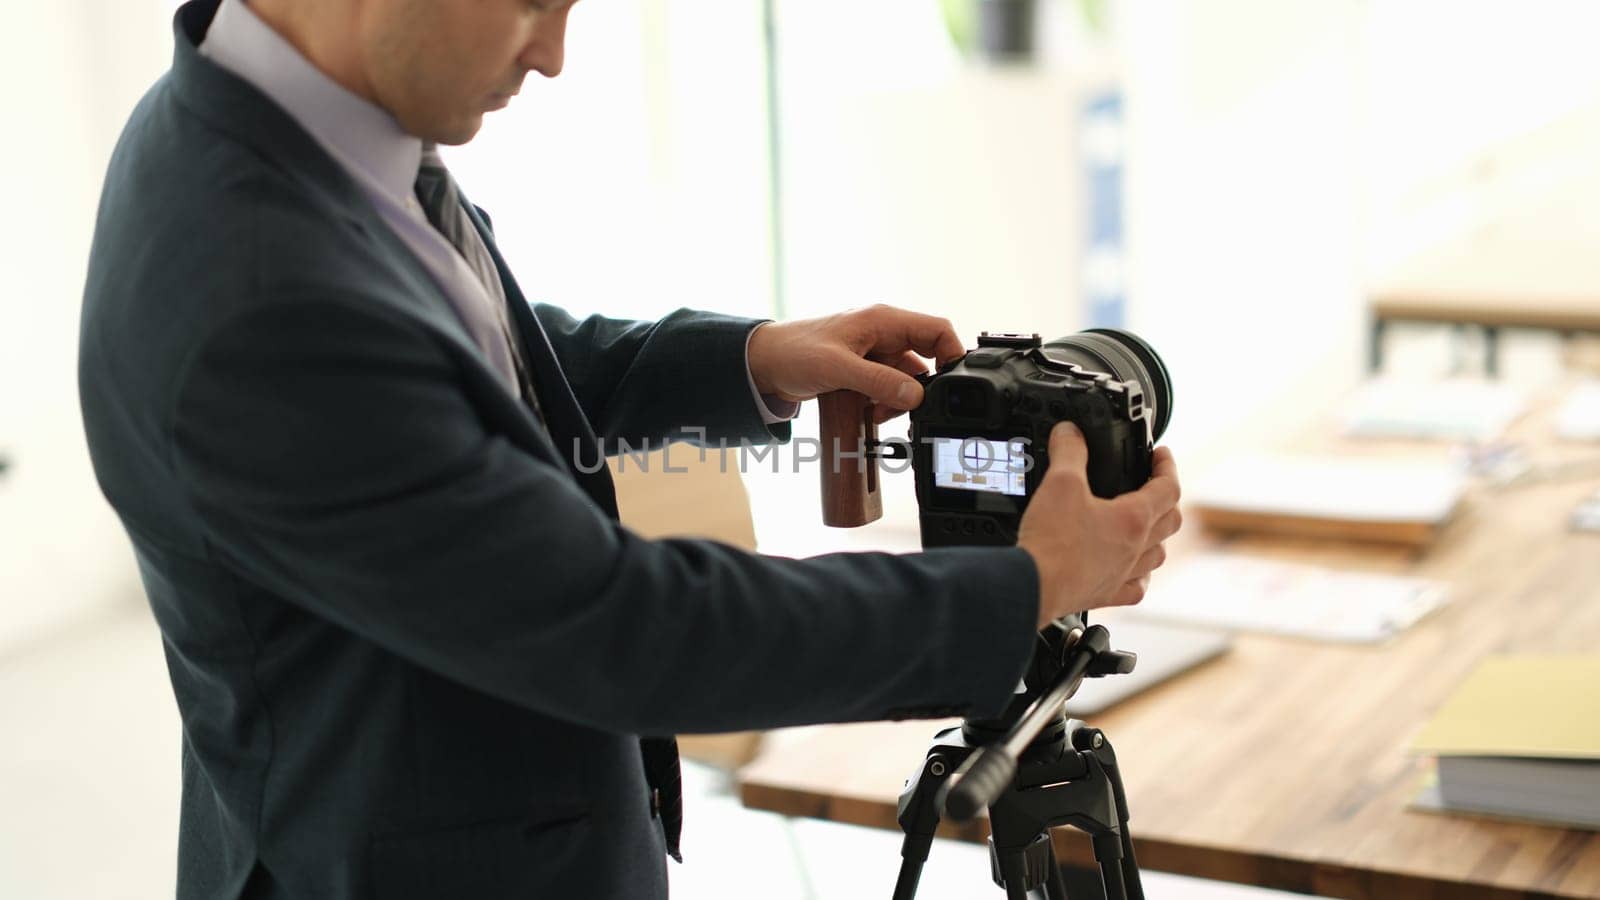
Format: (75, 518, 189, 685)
(738, 772, 1592, 900)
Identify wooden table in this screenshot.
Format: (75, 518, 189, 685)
(738, 399, 1600, 898)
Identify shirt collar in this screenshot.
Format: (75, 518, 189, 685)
(199, 0, 422, 203)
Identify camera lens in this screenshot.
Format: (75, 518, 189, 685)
(944, 381, 988, 419)
(1040, 328, 1173, 439)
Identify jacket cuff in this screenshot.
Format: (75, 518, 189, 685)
(699, 317, 787, 445)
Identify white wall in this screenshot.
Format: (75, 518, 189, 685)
(773, 0, 1085, 342)
(446, 0, 775, 324)
(0, 1, 170, 656)
(1118, 0, 1600, 467)
(1117, 1, 1366, 465)
(1360, 0, 1600, 271)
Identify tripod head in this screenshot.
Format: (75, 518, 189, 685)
(940, 620, 1136, 821)
(961, 615, 1137, 743)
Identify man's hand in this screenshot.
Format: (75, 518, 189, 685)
(746, 305, 967, 422)
(1019, 423, 1183, 630)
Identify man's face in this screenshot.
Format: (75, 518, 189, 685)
(359, 0, 577, 145)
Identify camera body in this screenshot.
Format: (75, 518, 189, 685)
(910, 331, 1160, 548)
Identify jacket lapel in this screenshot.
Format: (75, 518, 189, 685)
(462, 202, 620, 519)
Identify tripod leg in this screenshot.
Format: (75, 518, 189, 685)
(891, 852, 926, 900)
(1118, 830, 1144, 900)
(893, 738, 968, 900)
(1043, 843, 1072, 900)
(1091, 832, 1129, 900)
(1097, 859, 1127, 900)
(892, 818, 939, 900)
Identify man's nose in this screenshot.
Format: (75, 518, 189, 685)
(520, 8, 570, 78)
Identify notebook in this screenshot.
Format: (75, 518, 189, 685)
(1410, 656, 1600, 830)
(1126, 553, 1447, 643)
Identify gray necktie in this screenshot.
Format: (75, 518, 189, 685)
(416, 148, 683, 862)
(414, 145, 543, 419)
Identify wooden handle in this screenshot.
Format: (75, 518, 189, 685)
(818, 391, 883, 528)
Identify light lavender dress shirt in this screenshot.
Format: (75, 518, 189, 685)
(200, 0, 797, 423)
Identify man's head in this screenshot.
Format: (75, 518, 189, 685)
(253, 0, 578, 145)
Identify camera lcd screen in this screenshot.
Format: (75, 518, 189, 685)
(931, 437, 1028, 497)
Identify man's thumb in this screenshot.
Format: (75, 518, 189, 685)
(843, 357, 923, 410)
(1048, 422, 1090, 475)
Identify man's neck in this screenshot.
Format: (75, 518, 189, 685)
(242, 0, 379, 105)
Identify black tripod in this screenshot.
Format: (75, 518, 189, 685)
(891, 619, 1144, 900)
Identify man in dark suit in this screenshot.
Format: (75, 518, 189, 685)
(79, 0, 1181, 896)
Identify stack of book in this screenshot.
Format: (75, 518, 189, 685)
(1411, 656, 1600, 830)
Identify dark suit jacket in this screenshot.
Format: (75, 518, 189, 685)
(78, 2, 1039, 897)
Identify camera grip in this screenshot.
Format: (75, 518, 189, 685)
(818, 390, 883, 528)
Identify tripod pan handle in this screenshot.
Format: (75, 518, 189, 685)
(939, 746, 1017, 821)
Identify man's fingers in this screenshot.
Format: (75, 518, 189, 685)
(1047, 422, 1090, 481)
(1131, 542, 1167, 578)
(861, 306, 966, 366)
(1151, 446, 1178, 485)
(1108, 575, 1151, 607)
(866, 352, 928, 419)
(871, 350, 930, 379)
(872, 404, 910, 425)
(1151, 506, 1183, 543)
(838, 354, 923, 410)
(1137, 451, 1181, 518)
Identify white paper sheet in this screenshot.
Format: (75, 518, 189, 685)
(1129, 553, 1448, 643)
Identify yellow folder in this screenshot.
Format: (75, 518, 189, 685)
(1410, 656, 1600, 760)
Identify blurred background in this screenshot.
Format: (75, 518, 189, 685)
(4, 0, 1599, 897)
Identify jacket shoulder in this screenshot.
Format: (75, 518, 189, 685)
(78, 82, 421, 544)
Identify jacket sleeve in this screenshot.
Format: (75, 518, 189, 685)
(532, 303, 788, 449)
(171, 297, 1038, 736)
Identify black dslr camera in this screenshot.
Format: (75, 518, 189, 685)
(819, 327, 1172, 536)
(912, 329, 1172, 547)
